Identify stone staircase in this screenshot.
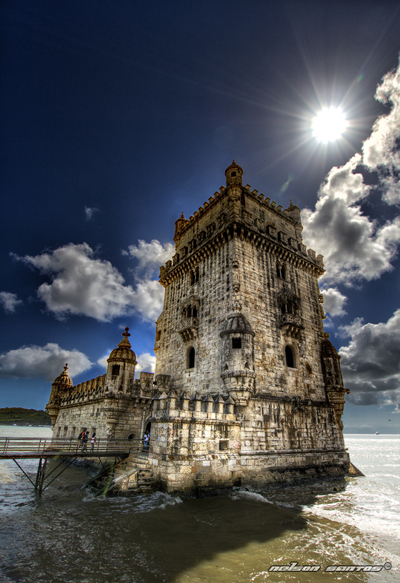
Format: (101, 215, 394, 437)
(91, 453, 156, 496)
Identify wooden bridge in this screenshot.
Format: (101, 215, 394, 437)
(0, 437, 146, 494)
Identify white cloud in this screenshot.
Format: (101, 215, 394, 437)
(16, 243, 137, 322)
(13, 243, 163, 323)
(135, 352, 156, 378)
(302, 58, 400, 286)
(0, 291, 22, 313)
(302, 159, 400, 285)
(84, 206, 99, 220)
(363, 58, 400, 205)
(122, 238, 173, 322)
(0, 343, 92, 382)
(339, 310, 400, 411)
(124, 239, 174, 277)
(321, 287, 347, 317)
(97, 354, 109, 369)
(131, 279, 164, 323)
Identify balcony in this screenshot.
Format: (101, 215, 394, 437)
(279, 313, 303, 337)
(178, 317, 198, 342)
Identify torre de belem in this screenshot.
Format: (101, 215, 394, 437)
(47, 162, 350, 493)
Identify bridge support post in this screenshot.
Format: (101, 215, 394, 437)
(35, 457, 48, 494)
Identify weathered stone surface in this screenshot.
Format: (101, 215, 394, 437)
(46, 162, 349, 493)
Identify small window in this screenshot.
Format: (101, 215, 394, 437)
(285, 346, 295, 368)
(219, 440, 229, 451)
(188, 347, 195, 369)
(232, 338, 242, 349)
(112, 364, 120, 376)
(231, 172, 236, 177)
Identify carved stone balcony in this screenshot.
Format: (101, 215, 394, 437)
(178, 317, 198, 342)
(279, 313, 303, 338)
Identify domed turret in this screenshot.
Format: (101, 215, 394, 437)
(220, 313, 256, 407)
(107, 328, 137, 365)
(225, 160, 243, 188)
(53, 363, 73, 388)
(105, 328, 137, 393)
(46, 363, 72, 428)
(220, 312, 254, 336)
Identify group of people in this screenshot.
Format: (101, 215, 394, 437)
(77, 428, 150, 452)
(78, 430, 96, 452)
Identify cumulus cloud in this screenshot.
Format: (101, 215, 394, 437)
(302, 158, 400, 285)
(97, 354, 109, 369)
(339, 309, 400, 411)
(124, 239, 174, 278)
(363, 59, 400, 205)
(122, 238, 174, 322)
(0, 343, 92, 382)
(302, 58, 400, 286)
(14, 243, 138, 322)
(321, 287, 347, 317)
(132, 279, 164, 322)
(13, 242, 166, 323)
(135, 352, 156, 378)
(84, 206, 99, 221)
(0, 291, 22, 313)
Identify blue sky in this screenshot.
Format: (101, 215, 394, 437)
(1, 0, 399, 434)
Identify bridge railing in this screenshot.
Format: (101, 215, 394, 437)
(0, 437, 146, 456)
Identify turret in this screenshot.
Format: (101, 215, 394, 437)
(173, 212, 188, 245)
(46, 364, 73, 428)
(321, 333, 349, 431)
(225, 160, 243, 188)
(220, 312, 256, 407)
(105, 327, 137, 393)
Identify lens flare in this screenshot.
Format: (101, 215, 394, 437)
(312, 108, 347, 143)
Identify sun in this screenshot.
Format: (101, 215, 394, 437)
(312, 108, 347, 143)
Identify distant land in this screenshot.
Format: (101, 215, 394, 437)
(0, 407, 51, 426)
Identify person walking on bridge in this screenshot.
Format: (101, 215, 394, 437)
(82, 431, 89, 452)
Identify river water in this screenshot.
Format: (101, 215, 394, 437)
(0, 426, 398, 583)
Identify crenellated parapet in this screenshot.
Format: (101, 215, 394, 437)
(159, 179, 324, 287)
(150, 389, 237, 422)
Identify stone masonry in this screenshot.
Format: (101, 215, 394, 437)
(47, 162, 350, 493)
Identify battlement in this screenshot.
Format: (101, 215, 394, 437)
(163, 164, 323, 281)
(152, 390, 236, 420)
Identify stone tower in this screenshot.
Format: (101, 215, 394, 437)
(150, 161, 349, 492)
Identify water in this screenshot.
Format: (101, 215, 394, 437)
(0, 427, 399, 583)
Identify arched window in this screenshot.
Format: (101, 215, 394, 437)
(192, 306, 197, 318)
(285, 346, 295, 368)
(277, 263, 286, 279)
(112, 364, 120, 376)
(188, 347, 195, 369)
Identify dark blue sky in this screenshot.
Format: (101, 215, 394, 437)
(1, 0, 400, 433)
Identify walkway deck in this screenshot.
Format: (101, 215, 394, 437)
(0, 437, 144, 494)
(0, 437, 135, 459)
